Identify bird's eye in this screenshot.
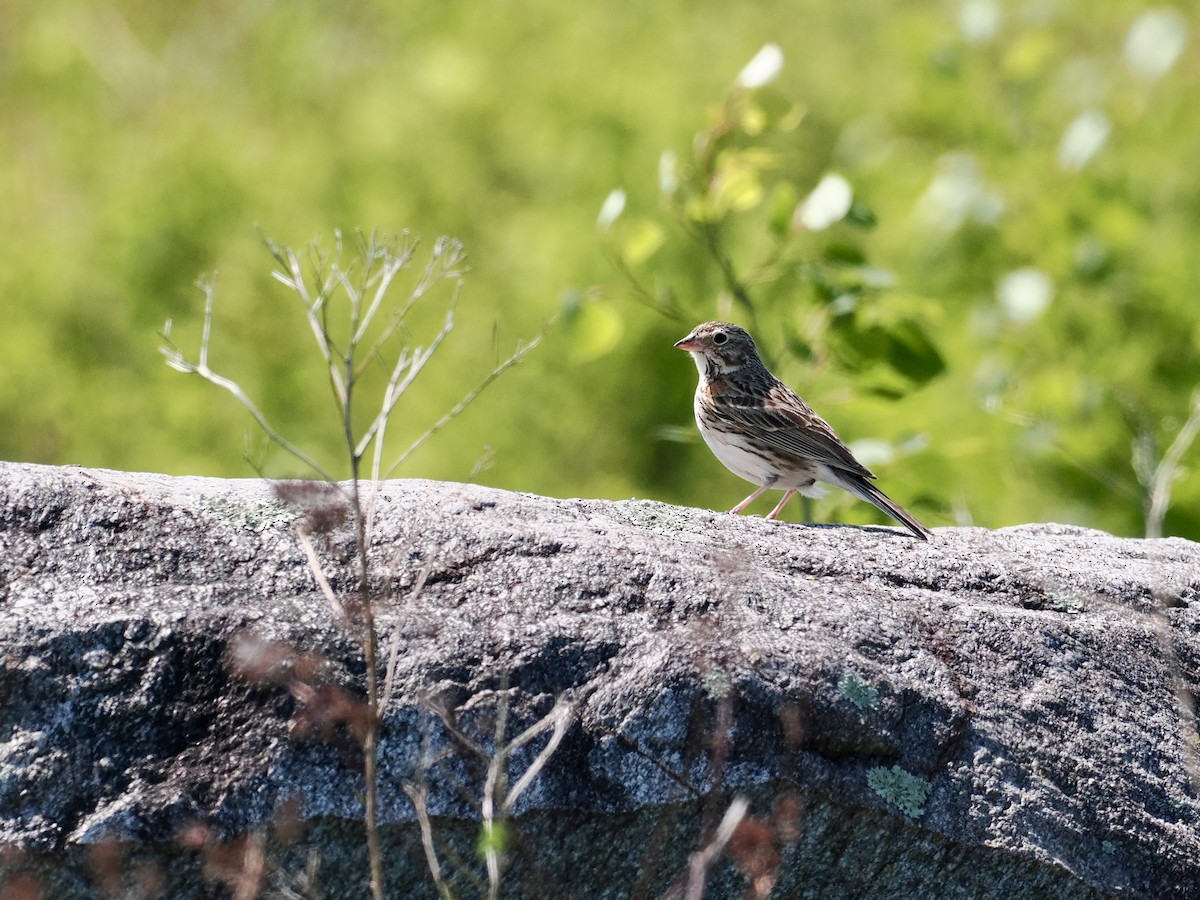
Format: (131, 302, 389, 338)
(712, 331, 728, 345)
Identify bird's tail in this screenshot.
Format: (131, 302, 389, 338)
(842, 476, 933, 541)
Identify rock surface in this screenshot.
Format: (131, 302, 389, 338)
(1, 462, 1199, 898)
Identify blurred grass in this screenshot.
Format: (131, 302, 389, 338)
(1, 0, 1197, 538)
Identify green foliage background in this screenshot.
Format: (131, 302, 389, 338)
(2, 0, 1198, 538)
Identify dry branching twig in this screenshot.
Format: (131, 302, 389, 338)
(162, 230, 549, 900)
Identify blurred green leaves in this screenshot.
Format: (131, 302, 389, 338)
(602, 41, 947, 403)
(564, 297, 624, 364)
(829, 312, 946, 391)
(1, 0, 1198, 538)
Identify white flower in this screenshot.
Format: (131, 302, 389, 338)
(596, 189, 626, 231)
(658, 151, 678, 196)
(795, 173, 853, 231)
(914, 153, 1004, 232)
(735, 43, 784, 89)
(1124, 9, 1187, 80)
(1058, 109, 1110, 171)
(997, 268, 1053, 324)
(959, 0, 1000, 43)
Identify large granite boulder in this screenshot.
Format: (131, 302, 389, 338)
(1, 462, 1197, 898)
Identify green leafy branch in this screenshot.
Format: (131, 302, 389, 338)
(599, 43, 944, 391)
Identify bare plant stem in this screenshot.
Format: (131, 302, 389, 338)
(658, 796, 749, 900)
(294, 526, 349, 627)
(160, 281, 335, 481)
(232, 829, 268, 900)
(385, 326, 550, 479)
(402, 783, 452, 899)
(1144, 389, 1200, 539)
(351, 478, 386, 900)
(164, 232, 550, 899)
(482, 683, 509, 900)
(416, 691, 575, 893)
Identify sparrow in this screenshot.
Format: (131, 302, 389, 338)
(675, 321, 932, 540)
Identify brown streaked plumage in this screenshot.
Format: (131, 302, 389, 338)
(675, 321, 932, 540)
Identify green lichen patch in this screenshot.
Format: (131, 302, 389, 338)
(866, 765, 931, 818)
(838, 672, 879, 710)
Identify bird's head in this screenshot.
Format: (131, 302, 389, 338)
(674, 321, 762, 378)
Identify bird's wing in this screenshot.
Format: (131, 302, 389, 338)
(717, 380, 877, 480)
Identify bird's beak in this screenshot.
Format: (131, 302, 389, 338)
(674, 333, 701, 352)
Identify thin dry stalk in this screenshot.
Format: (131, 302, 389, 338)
(664, 796, 749, 900)
(294, 526, 349, 627)
(359, 307, 456, 464)
(385, 323, 551, 479)
(164, 232, 547, 900)
(345, 483, 386, 900)
(503, 698, 575, 813)
(161, 281, 334, 481)
(1143, 389, 1200, 539)
(424, 696, 489, 762)
(402, 783, 453, 900)
(1143, 593, 1200, 794)
(401, 713, 466, 899)
(232, 830, 268, 900)
(409, 691, 576, 895)
(481, 685, 511, 900)
(381, 563, 432, 713)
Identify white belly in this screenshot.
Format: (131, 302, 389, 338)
(700, 424, 775, 485)
(694, 391, 828, 497)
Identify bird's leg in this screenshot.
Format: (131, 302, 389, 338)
(766, 488, 798, 520)
(730, 477, 776, 515)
